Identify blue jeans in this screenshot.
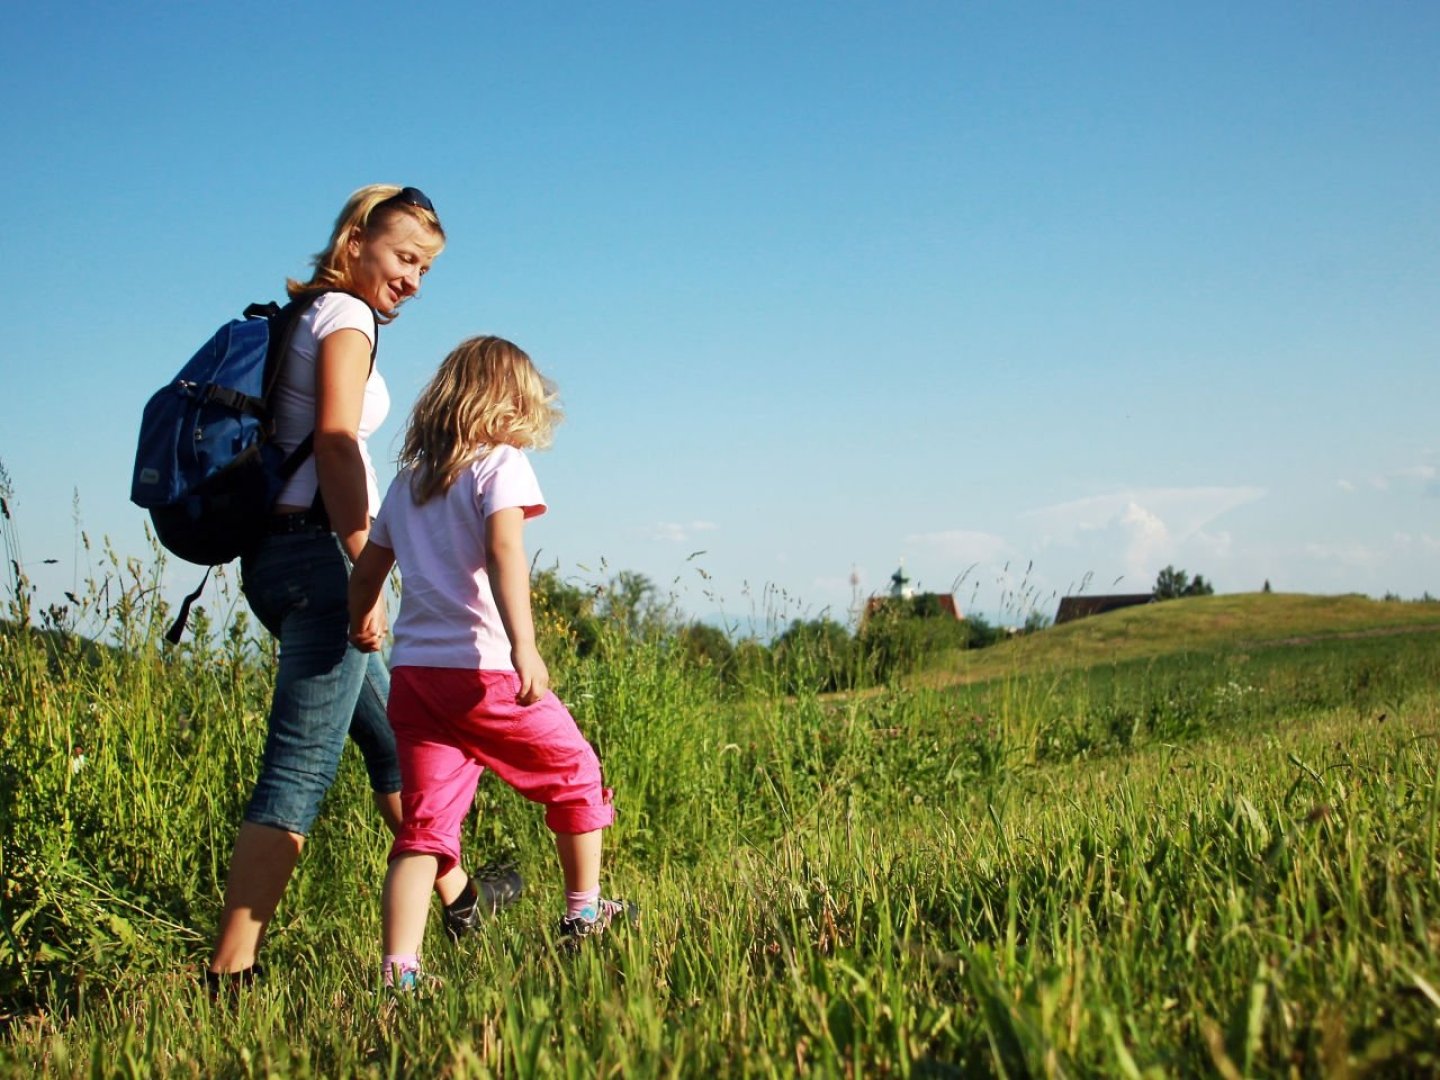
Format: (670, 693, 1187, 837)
(239, 528, 401, 835)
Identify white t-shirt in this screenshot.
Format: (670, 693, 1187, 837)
(371, 445, 547, 670)
(270, 292, 390, 516)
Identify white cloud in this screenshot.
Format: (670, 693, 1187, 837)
(1338, 458, 1439, 498)
(1020, 486, 1265, 585)
(1348, 459, 1440, 497)
(1117, 502, 1170, 574)
(1192, 529, 1235, 558)
(1394, 462, 1440, 498)
(649, 520, 718, 543)
(1393, 532, 1440, 553)
(1302, 541, 1384, 570)
(1024, 487, 1263, 543)
(904, 529, 1010, 564)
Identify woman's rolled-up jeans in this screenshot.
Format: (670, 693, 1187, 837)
(239, 527, 401, 836)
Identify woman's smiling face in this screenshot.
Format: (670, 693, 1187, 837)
(347, 213, 440, 314)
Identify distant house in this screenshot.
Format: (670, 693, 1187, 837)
(1054, 594, 1153, 624)
(862, 561, 963, 623)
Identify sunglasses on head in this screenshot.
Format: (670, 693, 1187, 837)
(379, 186, 437, 215)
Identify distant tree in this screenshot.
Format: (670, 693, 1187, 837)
(964, 612, 1002, 648)
(675, 621, 735, 677)
(730, 639, 774, 693)
(596, 570, 675, 640)
(531, 566, 602, 658)
(1021, 608, 1052, 634)
(1153, 565, 1189, 599)
(858, 597, 978, 683)
(910, 593, 948, 619)
(773, 617, 856, 694)
(1153, 565, 1215, 601)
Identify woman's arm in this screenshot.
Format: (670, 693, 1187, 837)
(485, 507, 549, 705)
(313, 327, 374, 563)
(348, 541, 395, 653)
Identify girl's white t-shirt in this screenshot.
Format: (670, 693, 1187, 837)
(371, 446, 547, 671)
(270, 292, 390, 516)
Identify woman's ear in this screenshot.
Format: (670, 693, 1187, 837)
(346, 227, 365, 259)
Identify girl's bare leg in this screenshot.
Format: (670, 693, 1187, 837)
(554, 829, 602, 894)
(383, 853, 440, 958)
(375, 790, 469, 904)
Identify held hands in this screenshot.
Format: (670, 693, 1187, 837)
(511, 642, 550, 705)
(348, 595, 389, 653)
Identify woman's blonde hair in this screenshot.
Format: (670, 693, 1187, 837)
(400, 336, 563, 504)
(287, 184, 446, 323)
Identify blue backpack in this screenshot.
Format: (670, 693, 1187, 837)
(131, 291, 376, 638)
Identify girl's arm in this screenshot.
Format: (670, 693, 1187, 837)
(485, 506, 549, 705)
(348, 540, 395, 653)
(313, 327, 374, 564)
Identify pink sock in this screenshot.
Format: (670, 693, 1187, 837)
(566, 887, 600, 919)
(382, 952, 419, 987)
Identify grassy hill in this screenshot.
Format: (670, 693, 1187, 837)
(919, 591, 1440, 688)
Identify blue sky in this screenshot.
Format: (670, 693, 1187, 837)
(2, 2, 1436, 634)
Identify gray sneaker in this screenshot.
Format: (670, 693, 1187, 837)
(442, 864, 525, 942)
(557, 898, 639, 948)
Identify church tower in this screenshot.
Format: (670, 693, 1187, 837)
(889, 559, 915, 600)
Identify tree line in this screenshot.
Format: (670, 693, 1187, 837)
(532, 564, 1226, 698)
(530, 569, 1015, 697)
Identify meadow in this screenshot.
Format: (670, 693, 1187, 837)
(3, 553, 1440, 1076)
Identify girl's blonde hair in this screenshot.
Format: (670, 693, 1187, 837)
(400, 336, 563, 504)
(287, 184, 446, 323)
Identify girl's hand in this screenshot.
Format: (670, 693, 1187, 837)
(347, 540, 395, 652)
(512, 642, 550, 705)
(349, 594, 388, 653)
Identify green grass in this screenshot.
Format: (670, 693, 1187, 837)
(3, 592, 1440, 1075)
(923, 592, 1440, 687)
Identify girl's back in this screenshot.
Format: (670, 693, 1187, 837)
(373, 444, 545, 672)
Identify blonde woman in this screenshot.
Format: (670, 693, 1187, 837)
(207, 188, 520, 990)
(348, 336, 634, 988)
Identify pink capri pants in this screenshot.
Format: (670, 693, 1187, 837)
(387, 666, 614, 877)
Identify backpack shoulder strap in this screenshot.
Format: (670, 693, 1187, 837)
(259, 289, 380, 398)
(263, 289, 381, 481)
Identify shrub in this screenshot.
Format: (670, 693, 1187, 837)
(772, 617, 857, 694)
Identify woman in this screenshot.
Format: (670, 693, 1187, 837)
(207, 185, 519, 986)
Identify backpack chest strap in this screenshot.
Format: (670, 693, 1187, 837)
(200, 383, 268, 417)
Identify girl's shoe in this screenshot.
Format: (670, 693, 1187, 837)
(381, 967, 445, 997)
(557, 898, 639, 947)
(442, 864, 525, 942)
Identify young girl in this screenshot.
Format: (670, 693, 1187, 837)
(348, 335, 632, 986)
